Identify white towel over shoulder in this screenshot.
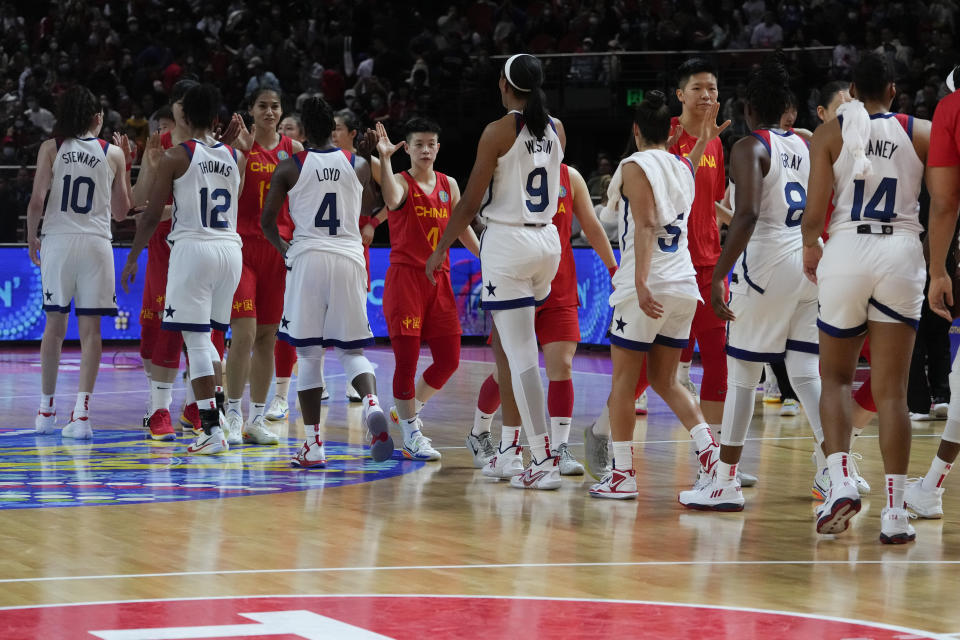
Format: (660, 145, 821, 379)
(605, 149, 695, 227)
(836, 99, 873, 179)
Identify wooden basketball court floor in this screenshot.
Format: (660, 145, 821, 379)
(0, 343, 958, 639)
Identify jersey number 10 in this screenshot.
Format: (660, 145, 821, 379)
(60, 175, 95, 215)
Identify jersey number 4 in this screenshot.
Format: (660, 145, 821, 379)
(199, 188, 230, 228)
(314, 192, 341, 235)
(60, 175, 94, 214)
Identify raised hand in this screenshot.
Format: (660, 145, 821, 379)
(667, 123, 683, 149)
(142, 130, 163, 168)
(375, 122, 405, 159)
(698, 102, 731, 142)
(224, 114, 253, 151)
(355, 128, 378, 160)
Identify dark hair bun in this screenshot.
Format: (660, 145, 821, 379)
(643, 90, 666, 110)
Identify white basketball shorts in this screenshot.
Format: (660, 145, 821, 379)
(608, 293, 697, 351)
(40, 233, 117, 316)
(479, 222, 561, 310)
(162, 238, 242, 332)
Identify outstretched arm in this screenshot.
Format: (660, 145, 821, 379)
(374, 122, 409, 211)
(424, 120, 504, 283)
(569, 166, 617, 272)
(261, 158, 298, 257)
(710, 136, 767, 321)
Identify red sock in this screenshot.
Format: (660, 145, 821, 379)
(478, 374, 501, 414)
(548, 379, 574, 417)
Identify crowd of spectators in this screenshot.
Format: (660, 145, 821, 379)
(0, 0, 956, 242)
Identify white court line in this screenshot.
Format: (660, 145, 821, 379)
(0, 594, 948, 640)
(4, 559, 960, 585)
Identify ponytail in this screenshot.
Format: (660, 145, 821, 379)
(504, 53, 550, 139)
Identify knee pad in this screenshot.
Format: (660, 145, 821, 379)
(492, 308, 539, 372)
(296, 345, 325, 392)
(140, 323, 157, 360)
(336, 348, 375, 386)
(151, 327, 184, 369)
(719, 383, 756, 447)
(726, 356, 764, 390)
(423, 335, 460, 390)
(183, 332, 216, 380)
(698, 328, 728, 402)
(391, 336, 420, 400)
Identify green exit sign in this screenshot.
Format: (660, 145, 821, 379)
(627, 88, 645, 106)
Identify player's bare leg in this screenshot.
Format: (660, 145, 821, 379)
(224, 316, 255, 441)
(35, 312, 68, 434)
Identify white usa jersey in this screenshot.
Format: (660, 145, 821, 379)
(286, 148, 364, 267)
(169, 140, 241, 245)
(829, 112, 923, 236)
(43, 137, 116, 240)
(610, 150, 699, 306)
(479, 111, 564, 226)
(732, 128, 810, 293)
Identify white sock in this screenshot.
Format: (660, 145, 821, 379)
(74, 392, 91, 418)
(304, 422, 321, 439)
(150, 380, 173, 413)
(530, 432, 551, 462)
(185, 379, 196, 405)
(401, 416, 419, 441)
(689, 423, 717, 454)
(500, 425, 521, 452)
(886, 474, 906, 509)
(922, 457, 953, 491)
(473, 408, 494, 436)
(814, 443, 827, 470)
(677, 361, 692, 382)
(275, 378, 291, 402)
(415, 398, 426, 414)
(215, 385, 224, 396)
(592, 405, 611, 436)
(551, 416, 572, 448)
(197, 396, 216, 411)
(39, 393, 55, 415)
(250, 402, 266, 424)
(716, 461, 738, 487)
(613, 441, 634, 471)
(226, 397, 242, 417)
(826, 451, 851, 488)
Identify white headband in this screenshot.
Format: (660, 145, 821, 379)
(948, 65, 958, 93)
(504, 54, 530, 92)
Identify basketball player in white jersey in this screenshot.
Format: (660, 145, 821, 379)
(679, 61, 824, 510)
(27, 85, 132, 439)
(424, 53, 565, 489)
(588, 92, 729, 499)
(261, 96, 394, 467)
(802, 54, 931, 543)
(121, 84, 245, 455)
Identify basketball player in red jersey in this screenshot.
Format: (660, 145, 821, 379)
(266, 113, 307, 420)
(375, 118, 479, 460)
(134, 79, 209, 441)
(219, 88, 303, 446)
(324, 109, 386, 402)
(467, 162, 618, 473)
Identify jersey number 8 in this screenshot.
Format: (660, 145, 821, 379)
(784, 181, 807, 227)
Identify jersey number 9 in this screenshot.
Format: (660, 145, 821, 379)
(784, 181, 807, 227)
(60, 175, 94, 215)
(525, 167, 549, 213)
(199, 188, 230, 228)
(314, 192, 341, 235)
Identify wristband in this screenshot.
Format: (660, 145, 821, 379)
(369, 217, 382, 229)
(608, 265, 617, 279)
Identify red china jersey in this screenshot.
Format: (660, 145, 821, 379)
(237, 135, 295, 240)
(149, 131, 175, 250)
(930, 91, 960, 167)
(388, 171, 453, 271)
(669, 116, 725, 268)
(543, 163, 578, 309)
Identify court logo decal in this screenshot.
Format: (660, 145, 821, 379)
(0, 595, 944, 639)
(0, 428, 421, 510)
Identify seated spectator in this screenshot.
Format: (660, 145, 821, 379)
(23, 97, 54, 136)
(750, 11, 783, 48)
(245, 57, 280, 98)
